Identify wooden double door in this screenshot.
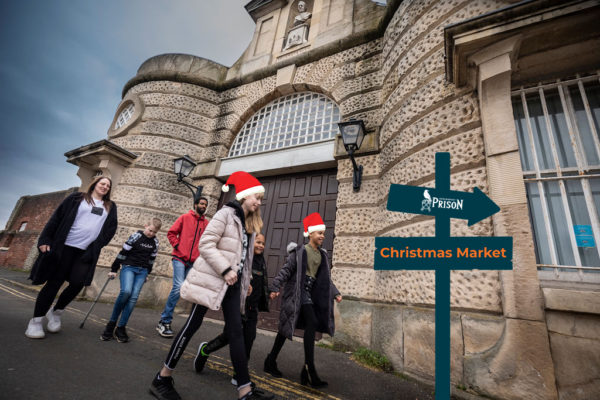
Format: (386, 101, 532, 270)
(211, 168, 338, 332)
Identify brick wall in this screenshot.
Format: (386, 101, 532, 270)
(0, 187, 77, 269)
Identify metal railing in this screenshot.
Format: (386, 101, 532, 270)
(512, 73, 600, 281)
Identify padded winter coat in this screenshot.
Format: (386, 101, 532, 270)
(180, 205, 254, 313)
(270, 243, 340, 340)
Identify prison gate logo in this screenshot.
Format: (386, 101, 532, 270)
(421, 189, 464, 214)
(421, 189, 432, 212)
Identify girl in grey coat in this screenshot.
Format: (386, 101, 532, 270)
(264, 213, 342, 388)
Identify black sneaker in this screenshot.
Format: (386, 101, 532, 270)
(157, 321, 174, 338)
(150, 373, 181, 400)
(239, 390, 274, 400)
(194, 341, 209, 373)
(114, 326, 129, 343)
(100, 321, 116, 341)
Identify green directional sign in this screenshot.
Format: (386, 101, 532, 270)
(373, 152, 513, 400)
(387, 185, 500, 226)
(375, 237, 512, 269)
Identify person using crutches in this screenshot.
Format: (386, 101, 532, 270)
(100, 218, 162, 342)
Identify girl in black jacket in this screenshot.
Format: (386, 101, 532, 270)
(264, 213, 342, 388)
(26, 176, 118, 339)
(193, 233, 270, 383)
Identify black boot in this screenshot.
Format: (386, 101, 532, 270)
(114, 325, 129, 343)
(300, 363, 327, 388)
(100, 321, 116, 341)
(263, 354, 283, 378)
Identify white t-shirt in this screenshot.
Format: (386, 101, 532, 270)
(65, 197, 109, 250)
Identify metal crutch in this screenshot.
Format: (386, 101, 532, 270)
(79, 276, 113, 329)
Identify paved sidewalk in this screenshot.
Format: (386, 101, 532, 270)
(0, 267, 439, 400)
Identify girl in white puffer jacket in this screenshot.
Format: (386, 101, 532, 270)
(149, 171, 273, 400)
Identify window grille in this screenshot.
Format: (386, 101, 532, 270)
(114, 103, 135, 130)
(228, 92, 341, 157)
(512, 74, 600, 282)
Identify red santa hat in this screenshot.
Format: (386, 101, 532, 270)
(303, 212, 326, 237)
(222, 171, 265, 201)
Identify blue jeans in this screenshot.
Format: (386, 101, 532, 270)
(110, 265, 148, 327)
(160, 259, 190, 323)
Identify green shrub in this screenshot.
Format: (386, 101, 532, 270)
(352, 347, 394, 373)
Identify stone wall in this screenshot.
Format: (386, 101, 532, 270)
(85, 80, 225, 300)
(0, 188, 77, 270)
(331, 0, 514, 388)
(98, 33, 387, 294)
(546, 311, 600, 399)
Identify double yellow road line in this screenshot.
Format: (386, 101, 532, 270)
(0, 279, 340, 400)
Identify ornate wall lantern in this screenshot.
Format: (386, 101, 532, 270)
(337, 119, 366, 192)
(173, 155, 203, 198)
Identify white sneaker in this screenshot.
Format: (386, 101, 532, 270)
(25, 317, 45, 339)
(46, 309, 64, 333)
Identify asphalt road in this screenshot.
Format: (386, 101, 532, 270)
(0, 268, 435, 400)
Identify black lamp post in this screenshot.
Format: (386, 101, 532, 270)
(338, 119, 366, 192)
(173, 155, 203, 199)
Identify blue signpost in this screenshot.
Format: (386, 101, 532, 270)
(374, 152, 513, 399)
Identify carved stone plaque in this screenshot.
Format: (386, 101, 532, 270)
(284, 24, 308, 50)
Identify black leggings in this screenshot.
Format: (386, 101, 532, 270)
(33, 246, 85, 317)
(269, 304, 317, 368)
(205, 306, 258, 361)
(164, 284, 251, 388)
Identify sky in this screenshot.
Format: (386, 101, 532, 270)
(0, 0, 256, 228)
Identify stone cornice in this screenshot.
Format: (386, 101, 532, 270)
(444, 0, 600, 86)
(64, 139, 138, 167)
(121, 0, 405, 97)
(244, 0, 288, 22)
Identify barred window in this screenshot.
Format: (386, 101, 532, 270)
(228, 92, 341, 157)
(512, 74, 600, 282)
(114, 103, 135, 130)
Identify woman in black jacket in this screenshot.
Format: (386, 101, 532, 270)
(25, 175, 118, 339)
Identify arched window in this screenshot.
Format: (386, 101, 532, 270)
(229, 92, 341, 157)
(114, 103, 135, 130)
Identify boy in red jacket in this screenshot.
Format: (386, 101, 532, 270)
(157, 196, 209, 338)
